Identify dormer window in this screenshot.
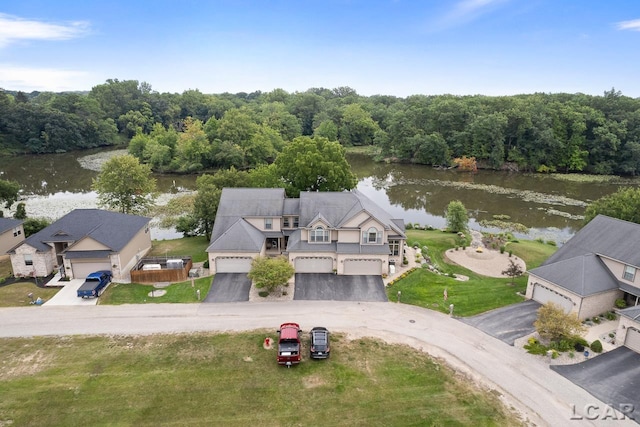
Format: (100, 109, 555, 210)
(310, 226, 330, 243)
(265, 218, 273, 230)
(362, 227, 382, 244)
(623, 265, 636, 281)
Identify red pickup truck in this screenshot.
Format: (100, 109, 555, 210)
(277, 323, 301, 367)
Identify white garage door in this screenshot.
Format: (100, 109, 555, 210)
(71, 261, 112, 279)
(625, 327, 640, 353)
(294, 257, 333, 273)
(532, 284, 574, 313)
(343, 259, 382, 275)
(215, 257, 253, 273)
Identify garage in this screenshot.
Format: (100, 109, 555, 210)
(294, 257, 333, 273)
(625, 327, 640, 353)
(215, 257, 253, 273)
(71, 260, 112, 279)
(343, 259, 382, 275)
(532, 283, 574, 313)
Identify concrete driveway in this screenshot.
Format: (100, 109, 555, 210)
(204, 273, 251, 302)
(459, 300, 541, 345)
(552, 346, 640, 422)
(293, 273, 388, 301)
(44, 279, 98, 306)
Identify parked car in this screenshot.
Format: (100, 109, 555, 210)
(309, 327, 330, 359)
(277, 323, 301, 367)
(77, 271, 112, 298)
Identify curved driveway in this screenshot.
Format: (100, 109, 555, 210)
(0, 301, 635, 427)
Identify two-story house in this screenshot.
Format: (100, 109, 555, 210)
(525, 214, 640, 353)
(206, 188, 406, 276)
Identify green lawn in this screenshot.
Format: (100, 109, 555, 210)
(149, 236, 209, 263)
(392, 230, 557, 317)
(0, 282, 61, 307)
(99, 276, 212, 304)
(0, 333, 519, 426)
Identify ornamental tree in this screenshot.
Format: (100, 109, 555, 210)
(247, 256, 295, 294)
(92, 154, 156, 215)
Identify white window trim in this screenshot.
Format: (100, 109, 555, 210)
(309, 226, 330, 243)
(623, 265, 636, 282)
(362, 227, 382, 244)
(264, 218, 273, 230)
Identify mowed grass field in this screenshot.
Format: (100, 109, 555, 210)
(0, 332, 519, 426)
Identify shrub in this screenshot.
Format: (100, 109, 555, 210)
(615, 298, 627, 309)
(546, 240, 557, 246)
(500, 245, 505, 254)
(590, 340, 603, 353)
(569, 351, 575, 359)
(203, 260, 210, 269)
(551, 350, 559, 359)
(605, 312, 617, 321)
(524, 340, 548, 355)
(608, 333, 615, 338)
(405, 223, 414, 230)
(593, 317, 601, 324)
(508, 250, 513, 257)
(411, 241, 420, 248)
(258, 291, 269, 298)
(535, 237, 544, 244)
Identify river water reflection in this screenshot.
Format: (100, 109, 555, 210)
(0, 149, 635, 242)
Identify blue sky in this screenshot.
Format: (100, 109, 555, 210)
(1, 0, 639, 97)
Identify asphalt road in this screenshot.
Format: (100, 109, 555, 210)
(0, 302, 636, 427)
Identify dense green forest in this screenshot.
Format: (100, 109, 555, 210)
(2, 80, 640, 175)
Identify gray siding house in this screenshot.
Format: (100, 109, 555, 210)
(206, 188, 406, 276)
(9, 209, 152, 281)
(525, 215, 640, 353)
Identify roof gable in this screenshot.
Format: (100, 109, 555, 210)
(529, 253, 620, 297)
(0, 218, 23, 234)
(207, 219, 264, 252)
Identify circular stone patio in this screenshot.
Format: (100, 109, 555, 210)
(444, 247, 526, 278)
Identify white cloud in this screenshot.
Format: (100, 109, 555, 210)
(0, 65, 91, 92)
(430, 0, 509, 31)
(616, 19, 640, 31)
(0, 13, 89, 48)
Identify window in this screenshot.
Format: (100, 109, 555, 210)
(362, 227, 382, 244)
(13, 227, 21, 237)
(310, 226, 329, 243)
(623, 265, 636, 281)
(389, 240, 400, 256)
(265, 218, 272, 230)
(293, 217, 299, 228)
(24, 254, 33, 266)
(283, 217, 290, 228)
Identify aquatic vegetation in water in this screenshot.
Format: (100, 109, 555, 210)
(548, 173, 640, 184)
(418, 179, 588, 207)
(478, 220, 530, 234)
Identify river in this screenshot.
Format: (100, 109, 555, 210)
(0, 149, 636, 242)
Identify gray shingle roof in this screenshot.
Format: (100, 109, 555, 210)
(208, 188, 406, 255)
(529, 253, 620, 297)
(0, 218, 23, 234)
(11, 209, 149, 254)
(618, 306, 640, 322)
(544, 215, 640, 267)
(337, 243, 391, 255)
(207, 219, 264, 252)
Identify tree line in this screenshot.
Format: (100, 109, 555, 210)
(2, 81, 640, 175)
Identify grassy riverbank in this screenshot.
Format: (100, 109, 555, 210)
(0, 332, 519, 426)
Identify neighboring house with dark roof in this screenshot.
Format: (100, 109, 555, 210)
(525, 215, 640, 353)
(0, 218, 24, 255)
(8, 209, 151, 281)
(206, 188, 406, 275)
